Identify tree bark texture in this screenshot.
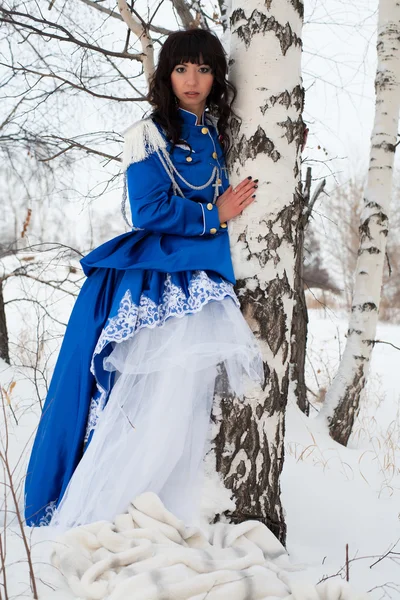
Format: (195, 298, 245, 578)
(0, 280, 10, 364)
(210, 1, 305, 546)
(290, 213, 309, 416)
(317, 0, 400, 446)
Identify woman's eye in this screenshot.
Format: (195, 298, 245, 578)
(174, 66, 211, 74)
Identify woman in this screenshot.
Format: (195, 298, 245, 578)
(24, 28, 263, 529)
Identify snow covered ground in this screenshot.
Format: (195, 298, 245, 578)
(0, 288, 399, 598)
(283, 310, 400, 597)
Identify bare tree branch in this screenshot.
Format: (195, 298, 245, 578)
(78, 0, 174, 35)
(0, 62, 147, 103)
(117, 0, 155, 83)
(0, 6, 144, 62)
(170, 0, 196, 29)
(39, 135, 121, 163)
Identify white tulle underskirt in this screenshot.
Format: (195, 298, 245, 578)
(50, 297, 263, 530)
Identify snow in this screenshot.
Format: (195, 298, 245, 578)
(0, 294, 399, 597)
(282, 310, 400, 596)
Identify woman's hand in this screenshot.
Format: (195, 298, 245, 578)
(216, 177, 258, 223)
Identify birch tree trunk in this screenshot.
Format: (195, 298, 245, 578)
(317, 0, 400, 446)
(0, 280, 10, 364)
(210, 1, 305, 545)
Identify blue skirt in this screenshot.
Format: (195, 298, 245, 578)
(24, 266, 253, 526)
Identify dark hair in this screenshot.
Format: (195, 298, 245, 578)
(147, 29, 236, 156)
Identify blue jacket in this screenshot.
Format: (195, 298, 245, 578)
(24, 107, 235, 526)
(81, 107, 235, 283)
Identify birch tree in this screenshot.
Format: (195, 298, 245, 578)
(2, 0, 317, 546)
(317, 0, 400, 446)
(210, 1, 305, 544)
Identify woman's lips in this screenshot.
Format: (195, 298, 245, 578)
(184, 92, 199, 96)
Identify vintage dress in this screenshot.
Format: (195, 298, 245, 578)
(24, 107, 263, 528)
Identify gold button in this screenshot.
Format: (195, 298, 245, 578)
(210, 228, 217, 234)
(206, 203, 213, 211)
(217, 178, 222, 184)
(201, 127, 209, 134)
(212, 151, 218, 159)
(221, 222, 227, 228)
(186, 156, 193, 162)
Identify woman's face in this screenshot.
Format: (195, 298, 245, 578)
(170, 59, 214, 116)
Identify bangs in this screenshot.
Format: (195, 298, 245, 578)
(168, 31, 222, 72)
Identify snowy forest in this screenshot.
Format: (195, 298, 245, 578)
(0, 0, 399, 598)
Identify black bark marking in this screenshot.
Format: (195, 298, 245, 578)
(364, 200, 382, 210)
(261, 85, 304, 115)
(0, 280, 10, 364)
(280, 115, 305, 148)
(213, 366, 287, 542)
(231, 9, 301, 54)
(329, 364, 365, 446)
(237, 274, 291, 360)
(265, 0, 304, 18)
(229, 122, 280, 167)
(262, 361, 270, 391)
(290, 0, 304, 18)
(351, 302, 377, 312)
(371, 140, 396, 153)
(290, 196, 309, 415)
(250, 196, 301, 268)
(278, 203, 297, 244)
(358, 246, 381, 256)
(359, 211, 388, 239)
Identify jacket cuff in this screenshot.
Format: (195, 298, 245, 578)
(200, 203, 222, 236)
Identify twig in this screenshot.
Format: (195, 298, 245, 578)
(0, 6, 144, 61)
(0, 390, 38, 599)
(370, 539, 400, 568)
(373, 340, 400, 352)
(0, 533, 8, 600)
(0, 63, 147, 103)
(78, 0, 173, 35)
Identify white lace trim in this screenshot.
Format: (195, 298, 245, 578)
(91, 271, 238, 373)
(84, 391, 107, 444)
(38, 500, 57, 527)
(85, 271, 238, 442)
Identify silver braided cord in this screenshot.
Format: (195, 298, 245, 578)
(160, 148, 218, 191)
(155, 149, 186, 198)
(121, 120, 223, 229)
(121, 175, 143, 231)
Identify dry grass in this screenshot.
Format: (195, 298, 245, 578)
(287, 374, 400, 498)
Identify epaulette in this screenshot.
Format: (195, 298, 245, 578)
(122, 117, 167, 171)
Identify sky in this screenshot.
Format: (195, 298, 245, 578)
(1, 0, 393, 251)
(302, 0, 381, 187)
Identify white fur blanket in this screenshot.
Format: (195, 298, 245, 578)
(51, 493, 366, 600)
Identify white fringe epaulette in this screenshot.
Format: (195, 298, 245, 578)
(122, 118, 167, 172)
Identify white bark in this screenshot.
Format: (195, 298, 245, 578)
(117, 0, 155, 84)
(317, 0, 400, 446)
(210, 1, 305, 544)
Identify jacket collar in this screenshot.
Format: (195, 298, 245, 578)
(178, 106, 206, 126)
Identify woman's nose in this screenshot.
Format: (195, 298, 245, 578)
(186, 71, 198, 86)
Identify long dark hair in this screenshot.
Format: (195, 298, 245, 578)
(147, 29, 236, 155)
